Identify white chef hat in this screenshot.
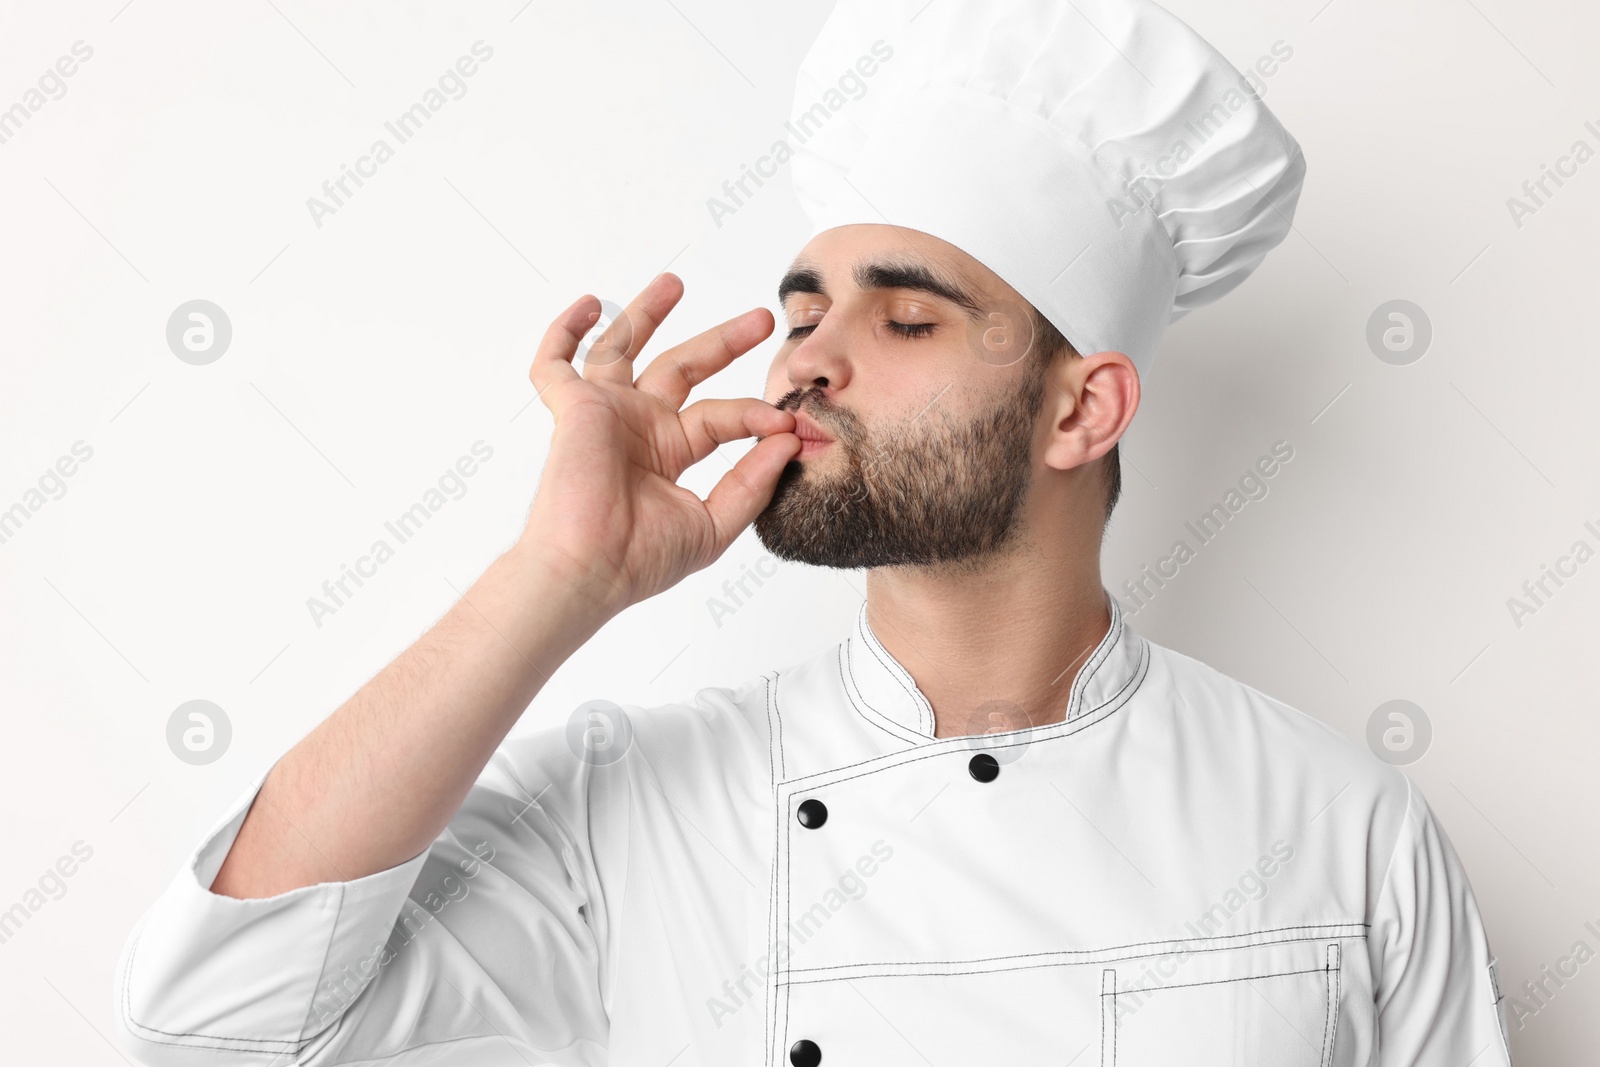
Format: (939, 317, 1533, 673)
(788, 0, 1307, 375)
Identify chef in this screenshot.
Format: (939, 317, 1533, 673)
(115, 0, 1514, 1064)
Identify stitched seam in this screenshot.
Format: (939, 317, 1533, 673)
(844, 597, 1138, 741)
(788, 637, 1149, 790)
(1489, 959, 1511, 1062)
(832, 604, 1145, 755)
(764, 670, 781, 1065)
(764, 672, 781, 788)
(1068, 595, 1122, 721)
(1333, 960, 1343, 1061)
(120, 922, 306, 1051)
(841, 643, 925, 745)
(1101, 968, 1115, 1067)
(979, 633, 1146, 744)
(781, 922, 1369, 976)
(776, 662, 793, 1067)
(840, 638, 921, 743)
(1320, 948, 1332, 1066)
(782, 929, 1370, 984)
(299, 880, 350, 1045)
(858, 603, 936, 734)
(816, 636, 1149, 786)
(1325, 944, 1341, 1066)
(862, 616, 929, 729)
(840, 638, 928, 746)
(1122, 966, 1328, 994)
(784, 761, 792, 1066)
(322, 1031, 545, 1065)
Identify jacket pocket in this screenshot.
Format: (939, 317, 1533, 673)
(1101, 940, 1341, 1067)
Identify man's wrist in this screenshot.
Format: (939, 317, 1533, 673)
(503, 535, 626, 632)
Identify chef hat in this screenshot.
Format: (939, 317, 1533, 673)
(788, 0, 1307, 375)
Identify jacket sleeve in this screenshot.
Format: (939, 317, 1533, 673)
(114, 728, 616, 1066)
(1369, 776, 1515, 1066)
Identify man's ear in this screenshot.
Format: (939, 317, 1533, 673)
(1040, 350, 1140, 473)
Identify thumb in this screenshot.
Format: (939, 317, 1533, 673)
(704, 433, 801, 553)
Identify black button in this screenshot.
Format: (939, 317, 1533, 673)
(796, 798, 828, 829)
(789, 1038, 822, 1067)
(968, 753, 1000, 782)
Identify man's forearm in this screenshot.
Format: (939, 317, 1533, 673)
(207, 273, 792, 899)
(210, 540, 615, 899)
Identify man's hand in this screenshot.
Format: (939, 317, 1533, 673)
(210, 274, 797, 899)
(524, 273, 800, 615)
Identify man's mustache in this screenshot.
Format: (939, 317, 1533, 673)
(776, 387, 845, 430)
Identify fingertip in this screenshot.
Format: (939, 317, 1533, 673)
(754, 308, 778, 338)
(762, 429, 802, 460)
(561, 294, 601, 334)
(730, 306, 776, 347)
(747, 410, 796, 446)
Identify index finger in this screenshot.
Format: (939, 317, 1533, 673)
(528, 295, 602, 399)
(580, 272, 686, 384)
(635, 306, 776, 411)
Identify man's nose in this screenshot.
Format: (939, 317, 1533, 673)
(784, 317, 851, 393)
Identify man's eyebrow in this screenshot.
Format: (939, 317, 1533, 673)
(856, 260, 986, 320)
(777, 264, 824, 306)
(776, 258, 986, 321)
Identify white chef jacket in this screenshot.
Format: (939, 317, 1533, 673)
(114, 592, 1515, 1066)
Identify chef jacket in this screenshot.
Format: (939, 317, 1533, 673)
(115, 591, 1515, 1066)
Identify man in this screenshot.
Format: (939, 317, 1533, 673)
(116, 0, 1513, 1064)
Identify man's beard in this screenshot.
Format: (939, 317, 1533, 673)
(754, 366, 1046, 570)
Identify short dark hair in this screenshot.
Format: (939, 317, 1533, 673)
(1029, 307, 1122, 528)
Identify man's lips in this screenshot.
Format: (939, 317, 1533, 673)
(790, 410, 834, 444)
(788, 410, 835, 458)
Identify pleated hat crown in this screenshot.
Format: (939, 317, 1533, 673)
(789, 0, 1307, 375)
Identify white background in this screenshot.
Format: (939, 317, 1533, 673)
(1, 0, 1596, 1062)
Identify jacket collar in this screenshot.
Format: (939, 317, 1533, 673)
(838, 586, 1144, 744)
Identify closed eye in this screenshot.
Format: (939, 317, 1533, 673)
(784, 322, 937, 341)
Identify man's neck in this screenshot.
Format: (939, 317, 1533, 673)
(863, 543, 1110, 739)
